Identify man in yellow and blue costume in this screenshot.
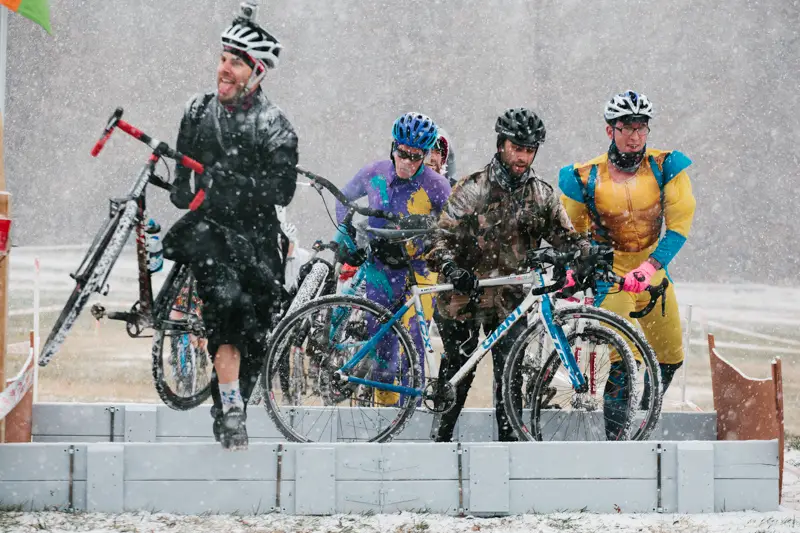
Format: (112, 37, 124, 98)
(558, 90, 696, 407)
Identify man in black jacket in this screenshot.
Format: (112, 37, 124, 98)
(163, 15, 298, 450)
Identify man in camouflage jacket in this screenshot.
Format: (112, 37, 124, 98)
(426, 108, 587, 442)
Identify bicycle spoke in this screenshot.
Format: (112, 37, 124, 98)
(263, 295, 419, 442)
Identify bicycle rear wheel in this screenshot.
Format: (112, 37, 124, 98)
(151, 264, 212, 410)
(261, 294, 420, 443)
(38, 201, 137, 367)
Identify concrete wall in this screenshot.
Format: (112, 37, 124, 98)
(0, 404, 777, 514)
(0, 440, 779, 514)
(5, 1, 799, 283)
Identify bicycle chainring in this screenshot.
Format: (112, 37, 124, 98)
(125, 301, 146, 337)
(422, 379, 456, 413)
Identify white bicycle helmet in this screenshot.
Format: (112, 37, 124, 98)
(603, 90, 654, 123)
(221, 21, 282, 70)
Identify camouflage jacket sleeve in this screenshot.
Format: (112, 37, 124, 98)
(426, 174, 482, 271)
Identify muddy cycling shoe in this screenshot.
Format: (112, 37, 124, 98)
(213, 416, 222, 443)
(220, 407, 249, 451)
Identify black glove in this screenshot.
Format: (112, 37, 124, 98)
(441, 261, 479, 295)
(337, 245, 367, 267)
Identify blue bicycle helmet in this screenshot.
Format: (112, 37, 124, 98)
(392, 113, 439, 151)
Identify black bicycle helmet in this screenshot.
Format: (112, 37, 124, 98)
(495, 107, 546, 147)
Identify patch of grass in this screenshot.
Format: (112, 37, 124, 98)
(0, 503, 25, 512)
(787, 433, 800, 450)
(547, 516, 577, 530)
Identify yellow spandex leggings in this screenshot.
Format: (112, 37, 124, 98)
(599, 269, 685, 366)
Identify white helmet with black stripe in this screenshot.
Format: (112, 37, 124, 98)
(603, 90, 654, 123)
(221, 21, 282, 70)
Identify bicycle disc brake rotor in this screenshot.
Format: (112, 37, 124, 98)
(571, 390, 601, 411)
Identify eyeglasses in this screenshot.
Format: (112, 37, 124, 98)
(614, 125, 651, 137)
(394, 148, 425, 162)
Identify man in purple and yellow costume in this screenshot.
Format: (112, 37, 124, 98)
(335, 113, 451, 405)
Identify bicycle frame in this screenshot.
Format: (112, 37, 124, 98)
(337, 269, 587, 397)
(89, 157, 182, 334)
(88, 111, 205, 338)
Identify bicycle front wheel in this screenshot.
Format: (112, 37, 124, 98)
(250, 260, 332, 407)
(151, 264, 212, 410)
(38, 201, 136, 367)
(502, 305, 656, 442)
(557, 305, 663, 441)
(261, 294, 420, 443)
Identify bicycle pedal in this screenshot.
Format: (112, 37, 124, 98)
(90, 303, 106, 320)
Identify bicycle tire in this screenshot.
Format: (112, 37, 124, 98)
(563, 306, 662, 440)
(38, 201, 136, 367)
(250, 261, 331, 406)
(261, 294, 420, 443)
(151, 263, 212, 410)
(502, 305, 662, 441)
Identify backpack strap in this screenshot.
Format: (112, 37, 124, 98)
(189, 92, 215, 126)
(575, 165, 612, 242)
(649, 155, 666, 231)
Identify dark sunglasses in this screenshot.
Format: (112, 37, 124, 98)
(394, 147, 425, 162)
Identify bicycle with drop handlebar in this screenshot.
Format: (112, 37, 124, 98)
(37, 107, 219, 410)
(258, 168, 669, 443)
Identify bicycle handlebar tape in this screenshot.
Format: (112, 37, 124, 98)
(91, 128, 115, 157)
(116, 120, 145, 141)
(188, 190, 206, 211)
(180, 156, 204, 175)
(297, 165, 400, 222)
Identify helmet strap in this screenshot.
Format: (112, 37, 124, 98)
(222, 57, 266, 106)
(492, 153, 530, 191)
(243, 59, 267, 95)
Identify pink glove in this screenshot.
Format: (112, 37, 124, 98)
(559, 270, 581, 302)
(622, 261, 658, 293)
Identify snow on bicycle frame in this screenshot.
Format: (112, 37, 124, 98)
(37, 107, 207, 367)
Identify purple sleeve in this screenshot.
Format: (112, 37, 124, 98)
(429, 174, 452, 216)
(336, 165, 371, 224)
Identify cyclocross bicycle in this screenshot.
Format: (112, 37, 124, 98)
(259, 171, 667, 443)
(36, 108, 217, 410)
(36, 108, 330, 411)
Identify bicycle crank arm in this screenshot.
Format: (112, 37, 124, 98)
(106, 310, 138, 322)
(90, 304, 134, 323)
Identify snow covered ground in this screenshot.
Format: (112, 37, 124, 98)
(1, 508, 798, 532)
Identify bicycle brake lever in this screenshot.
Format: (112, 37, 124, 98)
(659, 278, 669, 317)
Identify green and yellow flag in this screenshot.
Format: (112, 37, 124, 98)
(1, 0, 51, 34)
